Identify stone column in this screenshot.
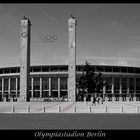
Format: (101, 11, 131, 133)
(58, 78, 60, 99)
(127, 78, 129, 94)
(119, 77, 122, 101)
(49, 77, 51, 96)
(103, 79, 106, 100)
(127, 78, 129, 101)
(40, 77, 42, 98)
(31, 77, 34, 98)
(15, 78, 18, 99)
(2, 78, 4, 101)
(111, 77, 114, 101)
(68, 15, 77, 102)
(134, 77, 136, 101)
(8, 78, 11, 101)
(119, 77, 122, 94)
(20, 16, 31, 102)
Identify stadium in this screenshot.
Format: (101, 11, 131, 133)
(1, 15, 140, 103)
(0, 15, 140, 103)
(1, 5, 140, 131)
(0, 56, 140, 102)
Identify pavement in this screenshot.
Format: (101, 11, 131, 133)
(0, 101, 140, 113)
(0, 101, 140, 129)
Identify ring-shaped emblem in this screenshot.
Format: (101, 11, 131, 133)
(21, 32, 27, 38)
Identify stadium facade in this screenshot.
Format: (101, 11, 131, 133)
(0, 64, 140, 102)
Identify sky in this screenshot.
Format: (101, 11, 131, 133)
(1, 4, 140, 67)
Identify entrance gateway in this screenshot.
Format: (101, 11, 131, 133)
(19, 15, 77, 102)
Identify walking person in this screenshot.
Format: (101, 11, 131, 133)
(86, 96, 88, 105)
(92, 97, 96, 106)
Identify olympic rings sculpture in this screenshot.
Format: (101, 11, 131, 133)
(40, 35, 57, 43)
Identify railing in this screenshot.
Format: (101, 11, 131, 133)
(9, 104, 140, 114)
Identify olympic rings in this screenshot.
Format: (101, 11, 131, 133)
(40, 35, 57, 43)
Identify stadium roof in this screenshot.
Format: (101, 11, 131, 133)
(0, 57, 140, 68)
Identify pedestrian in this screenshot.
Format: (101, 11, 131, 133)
(92, 97, 96, 106)
(97, 97, 100, 104)
(86, 94, 89, 105)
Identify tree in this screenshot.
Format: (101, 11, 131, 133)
(77, 61, 107, 99)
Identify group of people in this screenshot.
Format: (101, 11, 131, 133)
(92, 96, 104, 105)
(44, 95, 68, 102)
(85, 95, 104, 106)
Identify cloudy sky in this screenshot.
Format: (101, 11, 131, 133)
(0, 4, 140, 67)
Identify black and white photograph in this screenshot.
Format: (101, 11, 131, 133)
(0, 3, 140, 139)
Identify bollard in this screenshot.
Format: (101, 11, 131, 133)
(58, 106, 61, 113)
(137, 106, 139, 113)
(84, 97, 86, 102)
(74, 106, 76, 113)
(105, 105, 107, 113)
(43, 106, 45, 113)
(27, 106, 30, 113)
(121, 105, 123, 113)
(89, 106, 92, 113)
(12, 106, 15, 113)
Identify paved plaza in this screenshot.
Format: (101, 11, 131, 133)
(0, 101, 140, 113)
(0, 101, 140, 129)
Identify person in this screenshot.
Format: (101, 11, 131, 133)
(92, 97, 96, 106)
(86, 96, 88, 105)
(101, 97, 104, 104)
(86, 94, 90, 105)
(96, 96, 99, 104)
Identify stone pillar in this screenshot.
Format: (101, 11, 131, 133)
(20, 16, 31, 102)
(40, 77, 42, 98)
(127, 78, 129, 94)
(49, 77, 51, 96)
(15, 78, 18, 99)
(127, 78, 129, 101)
(68, 15, 76, 102)
(119, 77, 122, 101)
(31, 77, 34, 98)
(58, 78, 60, 98)
(8, 78, 11, 101)
(119, 77, 122, 94)
(2, 78, 4, 101)
(103, 79, 106, 100)
(111, 77, 114, 101)
(134, 77, 136, 101)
